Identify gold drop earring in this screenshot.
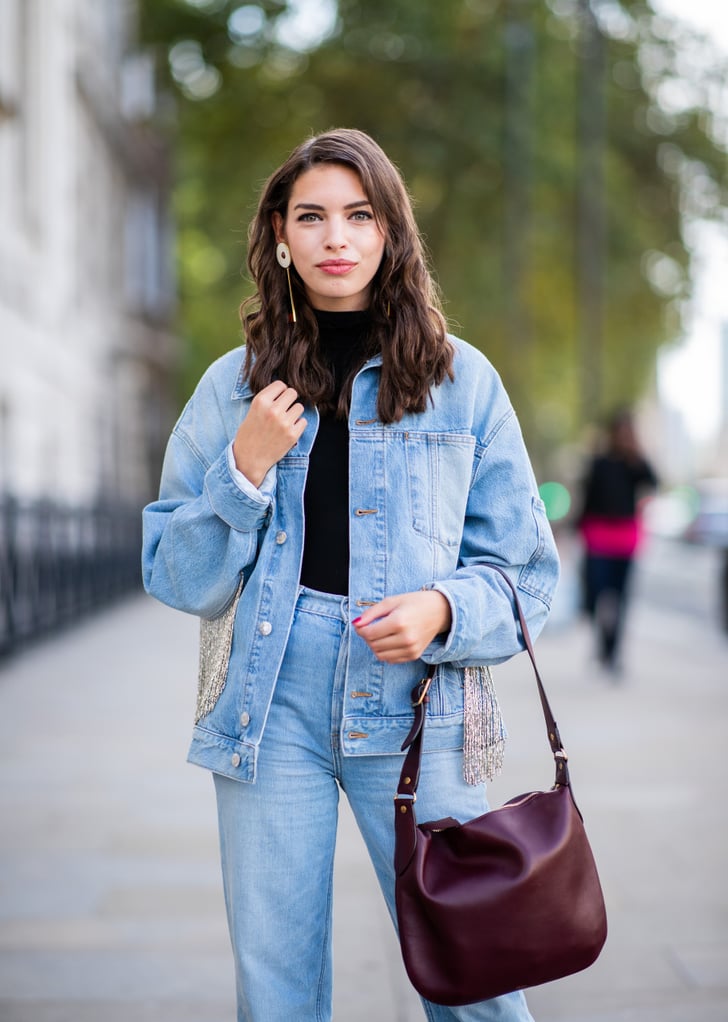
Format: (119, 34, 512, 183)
(276, 242, 297, 324)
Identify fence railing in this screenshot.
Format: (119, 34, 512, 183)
(0, 498, 143, 656)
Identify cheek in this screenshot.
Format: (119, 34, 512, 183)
(288, 236, 313, 266)
(369, 233, 386, 262)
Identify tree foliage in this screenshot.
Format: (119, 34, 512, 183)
(139, 0, 727, 468)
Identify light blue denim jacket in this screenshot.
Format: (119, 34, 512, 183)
(142, 335, 560, 783)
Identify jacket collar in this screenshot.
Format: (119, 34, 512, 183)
(230, 350, 383, 401)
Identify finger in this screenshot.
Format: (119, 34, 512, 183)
(355, 609, 419, 649)
(286, 402, 306, 425)
(366, 633, 404, 656)
(355, 624, 419, 662)
(289, 415, 307, 444)
(259, 380, 289, 401)
(257, 390, 304, 435)
(352, 597, 397, 629)
(369, 626, 422, 657)
(272, 386, 301, 413)
(254, 382, 298, 415)
(367, 640, 422, 664)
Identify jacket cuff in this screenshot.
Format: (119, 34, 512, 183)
(205, 446, 272, 532)
(420, 583, 458, 663)
(226, 443, 277, 501)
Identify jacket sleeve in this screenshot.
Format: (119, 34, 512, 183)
(141, 378, 273, 618)
(422, 403, 560, 668)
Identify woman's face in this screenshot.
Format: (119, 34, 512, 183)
(273, 163, 386, 312)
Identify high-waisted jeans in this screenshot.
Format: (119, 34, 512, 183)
(213, 586, 535, 1022)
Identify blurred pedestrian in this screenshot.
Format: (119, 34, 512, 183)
(577, 409, 658, 673)
(142, 128, 560, 1022)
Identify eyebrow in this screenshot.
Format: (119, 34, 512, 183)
(292, 200, 372, 211)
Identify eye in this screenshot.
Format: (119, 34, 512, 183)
(350, 210, 374, 221)
(297, 212, 322, 222)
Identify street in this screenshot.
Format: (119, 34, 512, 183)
(0, 535, 726, 1022)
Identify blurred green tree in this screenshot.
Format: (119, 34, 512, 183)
(140, 0, 727, 468)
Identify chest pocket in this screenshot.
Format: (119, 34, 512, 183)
(404, 432, 475, 547)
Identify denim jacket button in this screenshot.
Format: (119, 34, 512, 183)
(275, 530, 287, 544)
(258, 621, 272, 636)
(231, 753, 241, 767)
(239, 711, 250, 727)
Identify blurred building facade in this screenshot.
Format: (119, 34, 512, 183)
(0, 0, 178, 651)
(718, 321, 728, 477)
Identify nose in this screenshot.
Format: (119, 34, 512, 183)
(324, 215, 348, 250)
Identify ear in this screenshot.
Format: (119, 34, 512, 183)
(272, 212, 286, 244)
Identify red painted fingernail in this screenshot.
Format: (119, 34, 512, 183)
(352, 617, 362, 625)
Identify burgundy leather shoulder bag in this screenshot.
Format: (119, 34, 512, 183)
(394, 566, 607, 1006)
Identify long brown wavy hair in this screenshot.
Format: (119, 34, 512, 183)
(241, 129, 454, 423)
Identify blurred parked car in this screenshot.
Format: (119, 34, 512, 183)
(683, 478, 728, 548)
(682, 479, 728, 632)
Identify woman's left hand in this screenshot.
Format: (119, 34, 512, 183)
(352, 590, 452, 663)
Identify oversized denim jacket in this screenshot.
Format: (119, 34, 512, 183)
(142, 335, 560, 783)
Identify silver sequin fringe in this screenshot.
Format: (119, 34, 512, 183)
(195, 577, 244, 723)
(463, 665, 507, 785)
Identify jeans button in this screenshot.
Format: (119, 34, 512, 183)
(231, 753, 241, 767)
(258, 621, 272, 636)
(239, 711, 250, 727)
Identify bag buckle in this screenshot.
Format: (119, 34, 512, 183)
(413, 673, 433, 706)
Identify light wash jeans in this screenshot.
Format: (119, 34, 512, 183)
(213, 587, 535, 1022)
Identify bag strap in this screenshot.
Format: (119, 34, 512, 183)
(395, 566, 570, 820)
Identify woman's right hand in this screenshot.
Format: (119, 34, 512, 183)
(232, 381, 307, 488)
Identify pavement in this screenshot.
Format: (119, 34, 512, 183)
(0, 536, 726, 1022)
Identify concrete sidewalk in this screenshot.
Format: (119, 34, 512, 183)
(0, 546, 726, 1021)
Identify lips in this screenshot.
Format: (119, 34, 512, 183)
(316, 260, 357, 275)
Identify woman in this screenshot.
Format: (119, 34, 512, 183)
(142, 129, 560, 1022)
(577, 409, 658, 673)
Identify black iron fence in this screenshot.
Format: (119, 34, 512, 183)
(0, 497, 143, 656)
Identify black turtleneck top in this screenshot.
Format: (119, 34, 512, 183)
(299, 309, 372, 595)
